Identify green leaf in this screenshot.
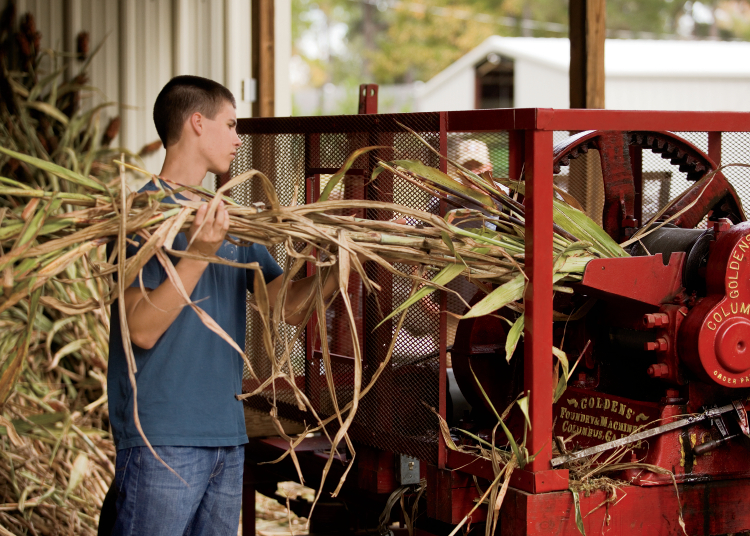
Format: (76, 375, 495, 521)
(319, 145, 386, 202)
(375, 263, 464, 329)
(504, 180, 627, 259)
(553, 200, 628, 258)
(505, 314, 524, 363)
(0, 145, 106, 192)
(370, 165, 386, 183)
(553, 345, 569, 403)
(571, 490, 586, 535)
(28, 66, 67, 102)
(391, 159, 496, 208)
(465, 271, 568, 319)
(517, 393, 531, 431)
(24, 101, 69, 126)
(468, 361, 526, 468)
(441, 231, 457, 257)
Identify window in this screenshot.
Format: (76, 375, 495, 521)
(475, 53, 514, 109)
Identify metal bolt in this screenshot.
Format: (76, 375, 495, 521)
(645, 338, 668, 352)
(643, 313, 669, 329)
(647, 363, 670, 378)
(712, 218, 732, 235)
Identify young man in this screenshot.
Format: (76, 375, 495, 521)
(107, 75, 340, 536)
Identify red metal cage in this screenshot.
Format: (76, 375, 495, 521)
(230, 108, 750, 536)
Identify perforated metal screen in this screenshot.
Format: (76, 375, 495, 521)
(722, 132, 750, 210)
(230, 114, 446, 462)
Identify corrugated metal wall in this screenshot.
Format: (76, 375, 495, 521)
(3, 0, 291, 178)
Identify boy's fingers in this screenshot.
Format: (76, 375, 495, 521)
(193, 203, 207, 226)
(222, 209, 230, 232)
(215, 204, 227, 231)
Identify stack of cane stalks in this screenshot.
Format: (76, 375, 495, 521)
(0, 6, 128, 534)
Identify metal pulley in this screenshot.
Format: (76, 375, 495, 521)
(680, 221, 750, 386)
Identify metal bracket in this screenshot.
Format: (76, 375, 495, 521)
(397, 455, 420, 485)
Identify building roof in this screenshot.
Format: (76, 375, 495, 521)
(420, 36, 750, 97)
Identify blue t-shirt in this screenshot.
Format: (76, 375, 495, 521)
(107, 181, 283, 450)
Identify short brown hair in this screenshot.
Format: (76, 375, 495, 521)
(153, 75, 236, 147)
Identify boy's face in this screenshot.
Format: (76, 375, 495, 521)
(200, 100, 241, 175)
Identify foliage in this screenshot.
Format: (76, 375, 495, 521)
(292, 0, 750, 92)
(0, 5, 122, 533)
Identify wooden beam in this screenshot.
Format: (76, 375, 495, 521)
(251, 0, 275, 117)
(569, 0, 606, 109)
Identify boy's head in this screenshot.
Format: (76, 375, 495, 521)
(153, 75, 236, 148)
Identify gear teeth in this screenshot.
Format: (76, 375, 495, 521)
(555, 131, 712, 183)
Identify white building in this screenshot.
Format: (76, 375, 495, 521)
(416, 36, 750, 112)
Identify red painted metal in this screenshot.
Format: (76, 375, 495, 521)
(426, 465, 487, 524)
(580, 253, 685, 307)
(524, 129, 556, 473)
(535, 108, 750, 133)
(553, 130, 719, 240)
(681, 221, 750, 386)
(661, 172, 746, 227)
(554, 387, 660, 454)
(508, 468, 571, 494)
(358, 84, 378, 114)
(438, 112, 449, 470)
(508, 129, 525, 182)
(357, 445, 398, 494)
(597, 131, 636, 241)
(709, 131, 722, 163)
(500, 477, 750, 536)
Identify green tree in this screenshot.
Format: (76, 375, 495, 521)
(292, 0, 750, 94)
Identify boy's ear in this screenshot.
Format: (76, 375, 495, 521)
(189, 112, 203, 136)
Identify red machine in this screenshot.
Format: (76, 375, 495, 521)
(231, 96, 750, 535)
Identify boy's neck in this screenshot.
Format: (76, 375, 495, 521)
(158, 146, 209, 190)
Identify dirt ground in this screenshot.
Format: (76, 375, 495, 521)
(241, 482, 313, 536)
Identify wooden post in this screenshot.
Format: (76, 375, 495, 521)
(569, 0, 606, 221)
(569, 0, 606, 110)
(252, 0, 275, 117)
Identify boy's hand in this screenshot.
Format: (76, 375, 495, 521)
(186, 202, 230, 257)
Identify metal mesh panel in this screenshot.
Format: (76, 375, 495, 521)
(230, 133, 308, 419)
(722, 132, 750, 210)
(229, 114, 447, 461)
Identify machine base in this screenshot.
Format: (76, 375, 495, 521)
(499, 478, 750, 536)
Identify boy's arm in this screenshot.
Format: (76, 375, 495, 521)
(265, 264, 341, 326)
(123, 202, 230, 349)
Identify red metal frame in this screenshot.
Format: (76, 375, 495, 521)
(239, 108, 750, 535)
(437, 109, 750, 489)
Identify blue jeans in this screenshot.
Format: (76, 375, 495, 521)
(112, 446, 244, 536)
